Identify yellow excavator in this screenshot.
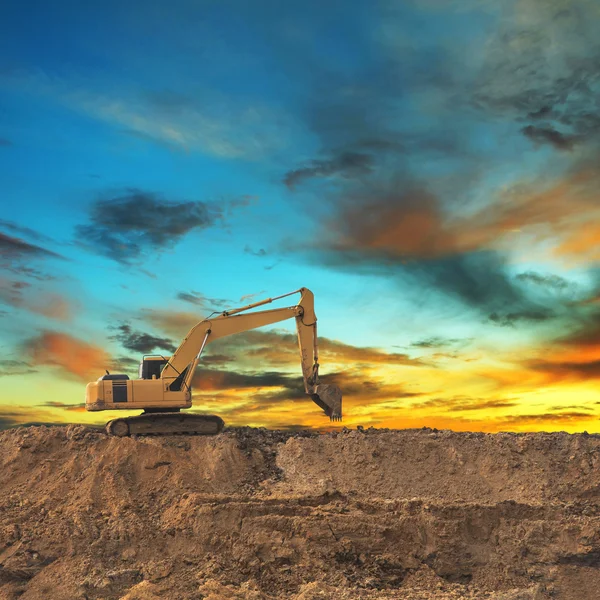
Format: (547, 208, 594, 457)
(85, 287, 342, 436)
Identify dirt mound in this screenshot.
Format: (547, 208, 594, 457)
(1, 425, 599, 599)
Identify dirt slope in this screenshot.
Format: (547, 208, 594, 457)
(1, 425, 599, 599)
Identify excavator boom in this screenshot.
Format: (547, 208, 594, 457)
(86, 287, 342, 435)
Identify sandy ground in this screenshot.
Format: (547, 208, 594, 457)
(1, 425, 599, 599)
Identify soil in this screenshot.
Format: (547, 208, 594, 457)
(1, 425, 600, 599)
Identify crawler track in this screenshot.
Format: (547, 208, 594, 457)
(105, 412, 224, 436)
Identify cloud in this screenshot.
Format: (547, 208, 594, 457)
(0, 279, 29, 307)
(317, 164, 600, 261)
(0, 360, 38, 377)
(0, 232, 63, 261)
(110, 355, 141, 373)
(283, 151, 374, 189)
(527, 359, 600, 382)
(497, 411, 597, 427)
(472, 0, 600, 147)
(191, 366, 423, 416)
(0, 138, 13, 147)
(488, 308, 555, 328)
(239, 290, 267, 303)
(409, 337, 466, 348)
(556, 308, 600, 349)
(521, 125, 580, 151)
(176, 291, 231, 310)
(219, 329, 427, 368)
(0, 416, 20, 429)
(278, 0, 600, 302)
(5, 265, 57, 281)
(515, 271, 570, 290)
(109, 322, 177, 354)
(243, 245, 268, 257)
(0, 224, 64, 285)
(75, 189, 224, 264)
(301, 159, 600, 318)
(23, 331, 113, 381)
(192, 367, 298, 393)
(0, 278, 74, 321)
(508, 306, 600, 383)
(3, 70, 292, 158)
(412, 395, 519, 413)
(0, 220, 56, 245)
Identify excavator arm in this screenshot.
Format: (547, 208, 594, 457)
(160, 287, 342, 421)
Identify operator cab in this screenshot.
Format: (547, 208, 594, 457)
(139, 356, 171, 380)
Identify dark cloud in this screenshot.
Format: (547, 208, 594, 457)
(403, 252, 550, 316)
(412, 395, 518, 413)
(472, 3, 600, 149)
(0, 220, 55, 245)
(0, 138, 12, 147)
(0, 360, 37, 377)
(410, 337, 465, 349)
(0, 415, 20, 429)
(488, 308, 555, 328)
(244, 245, 267, 257)
(5, 265, 56, 281)
(109, 356, 141, 373)
(557, 309, 600, 348)
(521, 125, 579, 151)
(0, 280, 30, 308)
(498, 412, 596, 426)
(192, 366, 422, 407)
(199, 354, 232, 366)
(516, 271, 570, 290)
(177, 292, 205, 306)
(0, 232, 63, 261)
(283, 151, 374, 189)
(528, 359, 600, 382)
(75, 189, 224, 265)
(193, 367, 300, 394)
(109, 323, 177, 354)
(176, 291, 230, 310)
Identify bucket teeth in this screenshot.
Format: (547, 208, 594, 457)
(312, 384, 343, 421)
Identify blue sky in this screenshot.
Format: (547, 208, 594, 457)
(2, 0, 600, 431)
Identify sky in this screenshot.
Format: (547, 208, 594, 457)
(1, 0, 600, 433)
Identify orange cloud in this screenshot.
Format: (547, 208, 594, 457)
(332, 190, 457, 258)
(325, 167, 600, 261)
(24, 331, 112, 381)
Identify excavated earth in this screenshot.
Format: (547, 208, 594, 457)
(1, 426, 600, 599)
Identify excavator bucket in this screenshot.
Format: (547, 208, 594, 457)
(311, 384, 342, 421)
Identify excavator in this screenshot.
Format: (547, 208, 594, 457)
(85, 287, 342, 436)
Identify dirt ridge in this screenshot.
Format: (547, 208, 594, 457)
(1, 425, 599, 599)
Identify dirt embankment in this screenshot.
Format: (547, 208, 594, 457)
(1, 426, 600, 599)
